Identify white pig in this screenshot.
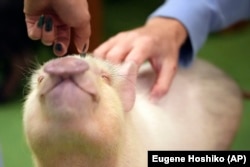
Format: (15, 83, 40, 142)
(23, 55, 242, 167)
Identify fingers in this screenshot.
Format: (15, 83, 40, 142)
(26, 15, 55, 44)
(125, 39, 155, 66)
(53, 25, 70, 56)
(94, 35, 131, 63)
(149, 53, 178, 102)
(103, 41, 132, 64)
(94, 29, 179, 102)
(72, 25, 91, 54)
(25, 15, 43, 40)
(42, 16, 55, 46)
(94, 32, 151, 65)
(56, 18, 91, 55)
(25, 15, 75, 56)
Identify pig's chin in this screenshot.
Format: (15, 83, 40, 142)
(42, 79, 96, 119)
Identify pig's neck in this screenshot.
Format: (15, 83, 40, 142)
(34, 118, 144, 167)
(35, 153, 119, 167)
(117, 113, 147, 167)
(34, 139, 144, 167)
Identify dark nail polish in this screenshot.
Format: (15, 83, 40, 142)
(80, 53, 87, 57)
(37, 15, 45, 28)
(45, 17, 53, 32)
(54, 43, 62, 52)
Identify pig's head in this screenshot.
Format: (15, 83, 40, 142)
(23, 55, 138, 166)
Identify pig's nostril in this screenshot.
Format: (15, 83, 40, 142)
(44, 57, 89, 76)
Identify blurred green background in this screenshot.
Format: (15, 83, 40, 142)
(0, 0, 249, 166)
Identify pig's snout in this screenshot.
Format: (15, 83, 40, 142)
(44, 56, 89, 77)
(40, 56, 99, 118)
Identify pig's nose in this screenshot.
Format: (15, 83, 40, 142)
(44, 57, 89, 77)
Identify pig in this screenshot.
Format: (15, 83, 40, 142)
(23, 55, 242, 167)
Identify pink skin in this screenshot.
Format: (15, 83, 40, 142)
(41, 57, 100, 118)
(23, 56, 243, 167)
(94, 18, 187, 101)
(39, 56, 137, 117)
(44, 56, 90, 76)
(24, 56, 139, 166)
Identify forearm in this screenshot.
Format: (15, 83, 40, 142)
(150, 0, 250, 66)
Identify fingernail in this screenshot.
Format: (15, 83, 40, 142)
(37, 15, 45, 28)
(80, 53, 87, 57)
(82, 44, 87, 53)
(45, 17, 53, 32)
(54, 43, 63, 52)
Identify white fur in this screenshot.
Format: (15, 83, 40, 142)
(23, 55, 242, 167)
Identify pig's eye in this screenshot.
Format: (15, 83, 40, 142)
(101, 74, 111, 84)
(37, 75, 44, 84)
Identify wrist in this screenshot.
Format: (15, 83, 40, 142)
(146, 17, 188, 46)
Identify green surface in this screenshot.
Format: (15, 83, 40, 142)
(0, 101, 32, 167)
(0, 1, 250, 166)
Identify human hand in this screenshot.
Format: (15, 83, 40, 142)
(23, 0, 91, 56)
(94, 18, 187, 101)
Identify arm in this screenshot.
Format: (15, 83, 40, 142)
(94, 0, 250, 100)
(150, 0, 250, 66)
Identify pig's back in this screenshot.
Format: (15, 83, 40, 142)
(131, 59, 242, 150)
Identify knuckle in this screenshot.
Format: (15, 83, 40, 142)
(106, 51, 123, 64)
(82, 12, 91, 25)
(106, 51, 118, 60)
(139, 36, 156, 45)
(168, 62, 177, 73)
(116, 32, 128, 39)
(85, 12, 91, 22)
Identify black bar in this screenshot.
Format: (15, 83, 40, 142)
(148, 151, 250, 167)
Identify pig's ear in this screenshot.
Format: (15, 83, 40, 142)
(117, 61, 138, 112)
